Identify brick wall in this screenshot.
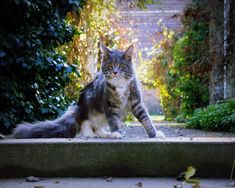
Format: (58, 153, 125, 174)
(115, 0, 191, 114)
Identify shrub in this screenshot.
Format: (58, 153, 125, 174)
(172, 21, 210, 118)
(0, 0, 84, 133)
(136, 1, 210, 120)
(187, 99, 235, 132)
(175, 114, 186, 123)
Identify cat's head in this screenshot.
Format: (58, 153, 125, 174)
(100, 40, 134, 87)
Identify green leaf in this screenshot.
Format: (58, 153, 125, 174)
(184, 166, 196, 181)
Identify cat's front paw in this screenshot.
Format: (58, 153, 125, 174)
(155, 130, 166, 139)
(82, 133, 98, 138)
(109, 131, 124, 139)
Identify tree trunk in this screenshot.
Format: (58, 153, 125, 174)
(226, 0, 235, 98)
(209, 0, 224, 103)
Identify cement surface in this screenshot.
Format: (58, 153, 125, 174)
(1, 137, 235, 178)
(0, 177, 232, 188)
(1, 137, 235, 143)
(1, 125, 235, 178)
(124, 124, 235, 138)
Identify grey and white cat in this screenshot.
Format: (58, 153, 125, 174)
(13, 41, 165, 139)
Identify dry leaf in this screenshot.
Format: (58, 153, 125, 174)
(192, 184, 201, 188)
(0, 133, 5, 139)
(135, 182, 143, 187)
(26, 176, 40, 182)
(185, 166, 196, 181)
(174, 183, 184, 188)
(106, 177, 112, 182)
(228, 182, 235, 187)
(177, 172, 185, 181)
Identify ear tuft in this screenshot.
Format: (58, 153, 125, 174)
(124, 44, 133, 60)
(99, 38, 110, 59)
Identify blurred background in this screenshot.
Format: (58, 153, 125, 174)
(0, 0, 234, 134)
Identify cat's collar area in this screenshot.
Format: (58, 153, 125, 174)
(105, 81, 128, 90)
(106, 81, 119, 90)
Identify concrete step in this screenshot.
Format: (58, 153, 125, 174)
(0, 177, 231, 188)
(0, 138, 235, 178)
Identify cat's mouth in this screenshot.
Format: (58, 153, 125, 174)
(105, 74, 133, 88)
(105, 74, 127, 80)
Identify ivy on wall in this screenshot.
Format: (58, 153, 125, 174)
(0, 0, 84, 133)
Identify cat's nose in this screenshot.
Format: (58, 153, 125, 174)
(113, 71, 118, 75)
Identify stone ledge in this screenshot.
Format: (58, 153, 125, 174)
(0, 138, 235, 178)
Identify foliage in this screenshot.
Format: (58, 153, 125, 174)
(136, 1, 210, 120)
(60, 0, 119, 99)
(136, 26, 178, 120)
(124, 113, 136, 124)
(187, 99, 235, 132)
(0, 0, 84, 133)
(172, 17, 210, 116)
(136, 0, 154, 9)
(184, 166, 200, 185)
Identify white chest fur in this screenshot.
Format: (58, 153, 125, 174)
(107, 77, 130, 97)
(116, 86, 127, 97)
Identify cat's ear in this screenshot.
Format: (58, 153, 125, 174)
(124, 44, 133, 61)
(99, 38, 110, 59)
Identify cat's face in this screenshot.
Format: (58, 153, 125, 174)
(100, 42, 134, 86)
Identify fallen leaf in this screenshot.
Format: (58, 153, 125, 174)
(135, 182, 142, 187)
(54, 180, 60, 184)
(34, 186, 44, 188)
(174, 183, 184, 188)
(106, 177, 112, 182)
(228, 182, 235, 187)
(0, 133, 5, 139)
(26, 176, 40, 182)
(177, 172, 185, 181)
(192, 184, 201, 188)
(185, 166, 196, 181)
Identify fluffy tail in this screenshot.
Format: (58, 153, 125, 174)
(12, 105, 79, 138)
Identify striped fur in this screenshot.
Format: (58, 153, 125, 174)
(12, 42, 165, 139)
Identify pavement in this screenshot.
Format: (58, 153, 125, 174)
(124, 124, 235, 138)
(0, 177, 233, 188)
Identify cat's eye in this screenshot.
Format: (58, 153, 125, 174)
(119, 64, 125, 68)
(107, 64, 113, 70)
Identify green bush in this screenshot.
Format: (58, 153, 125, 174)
(146, 0, 211, 120)
(0, 0, 84, 133)
(172, 21, 209, 118)
(175, 114, 186, 123)
(187, 99, 235, 132)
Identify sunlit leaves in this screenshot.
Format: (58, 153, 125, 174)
(60, 0, 118, 99)
(136, 2, 210, 120)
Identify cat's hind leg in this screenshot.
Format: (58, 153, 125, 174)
(109, 131, 124, 139)
(94, 124, 123, 139)
(80, 120, 97, 138)
(94, 127, 112, 138)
